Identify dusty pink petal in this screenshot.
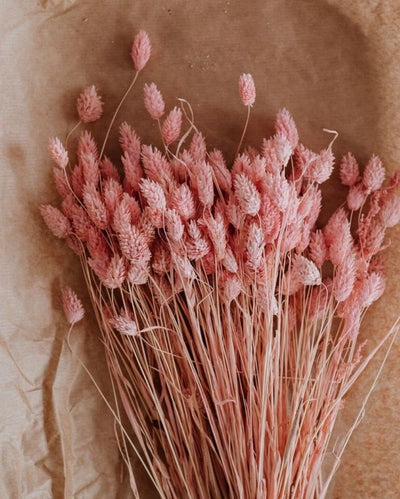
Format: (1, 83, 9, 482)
(275, 108, 299, 150)
(246, 223, 265, 271)
(76, 85, 103, 123)
(162, 107, 183, 145)
(233, 173, 261, 216)
(131, 30, 151, 72)
(61, 287, 85, 325)
(100, 157, 120, 182)
(363, 155, 385, 193)
(309, 230, 327, 267)
(77, 130, 98, 160)
(83, 184, 109, 230)
(140, 178, 167, 211)
(103, 255, 126, 289)
(144, 83, 165, 120)
(48, 137, 68, 169)
(209, 149, 232, 191)
(333, 251, 356, 302)
(40, 204, 71, 239)
(189, 132, 207, 162)
(187, 221, 210, 260)
(52, 167, 70, 198)
(347, 182, 367, 211)
(380, 192, 400, 227)
(238, 73, 255, 107)
(340, 152, 360, 186)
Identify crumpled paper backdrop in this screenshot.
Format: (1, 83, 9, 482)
(1, 0, 400, 497)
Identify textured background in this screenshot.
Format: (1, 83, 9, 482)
(1, 0, 400, 497)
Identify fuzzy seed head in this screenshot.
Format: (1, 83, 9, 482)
(144, 83, 165, 120)
(131, 30, 151, 72)
(62, 287, 85, 325)
(238, 73, 256, 107)
(76, 85, 103, 123)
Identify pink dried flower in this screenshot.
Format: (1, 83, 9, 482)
(131, 30, 151, 72)
(119, 225, 151, 266)
(233, 173, 261, 216)
(246, 222, 265, 271)
(162, 107, 183, 145)
(52, 167, 70, 198)
(169, 183, 196, 221)
(61, 287, 85, 325)
(48, 137, 68, 169)
(76, 85, 103, 123)
(86, 226, 110, 262)
(333, 251, 356, 302)
(292, 254, 321, 286)
(77, 130, 98, 160)
(328, 215, 353, 266)
(380, 193, 400, 227)
(339, 153, 359, 186)
(110, 310, 139, 336)
(347, 182, 367, 211)
(83, 184, 109, 230)
(100, 157, 120, 182)
(187, 220, 210, 260)
(238, 73, 256, 107)
(363, 155, 385, 193)
(323, 208, 348, 246)
(222, 246, 238, 274)
(141, 145, 173, 186)
(359, 272, 385, 307)
(121, 151, 143, 193)
(309, 230, 327, 267)
(305, 148, 334, 184)
(194, 162, 214, 208)
(275, 108, 299, 150)
(40, 204, 71, 239)
(203, 211, 227, 261)
(357, 217, 385, 260)
(165, 209, 184, 243)
(152, 243, 171, 274)
(128, 260, 150, 285)
(119, 122, 141, 163)
(260, 198, 281, 243)
(103, 178, 123, 217)
(140, 178, 167, 212)
(189, 132, 207, 162)
(70, 164, 85, 198)
(80, 152, 100, 186)
(103, 255, 126, 289)
(144, 83, 165, 120)
(221, 273, 241, 302)
(209, 149, 231, 191)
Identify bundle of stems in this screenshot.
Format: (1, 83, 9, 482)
(42, 31, 400, 498)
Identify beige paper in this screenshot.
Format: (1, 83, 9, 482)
(1, 1, 400, 497)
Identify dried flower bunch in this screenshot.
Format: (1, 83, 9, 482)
(42, 30, 400, 498)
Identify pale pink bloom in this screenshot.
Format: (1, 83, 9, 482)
(169, 183, 196, 221)
(309, 283, 330, 321)
(119, 225, 151, 266)
(275, 108, 299, 150)
(119, 122, 141, 164)
(309, 230, 327, 267)
(292, 254, 321, 286)
(357, 217, 385, 259)
(62, 287, 85, 325)
(187, 220, 210, 260)
(83, 184, 109, 230)
(62, 199, 91, 241)
(294, 143, 318, 174)
(121, 151, 143, 193)
(209, 149, 232, 191)
(359, 272, 385, 307)
(128, 260, 150, 285)
(76, 85, 103, 123)
(347, 182, 367, 211)
(200, 249, 216, 275)
(296, 225, 311, 253)
(52, 167, 70, 198)
(162, 107, 183, 145)
(280, 220, 303, 254)
(328, 215, 353, 266)
(86, 226, 110, 262)
(380, 193, 400, 227)
(246, 223, 265, 271)
(343, 309, 361, 340)
(100, 156, 120, 182)
(232, 153, 251, 177)
(141, 145, 173, 186)
(333, 251, 356, 302)
(40, 204, 71, 239)
(194, 162, 214, 208)
(238, 73, 255, 107)
(173, 254, 196, 280)
(71, 164, 85, 198)
(88, 256, 109, 282)
(273, 133, 293, 167)
(248, 155, 267, 185)
(298, 185, 322, 228)
(113, 195, 135, 233)
(189, 132, 207, 162)
(221, 246, 238, 274)
(304, 148, 334, 184)
(77, 130, 98, 160)
(363, 155, 385, 193)
(137, 212, 156, 245)
(80, 152, 100, 186)
(267, 173, 290, 212)
(225, 198, 240, 229)
(202, 211, 227, 261)
(152, 243, 171, 274)
(233, 173, 261, 216)
(48, 137, 68, 169)
(103, 178, 123, 217)
(221, 273, 241, 302)
(109, 310, 138, 336)
(140, 178, 167, 211)
(131, 30, 151, 72)
(165, 209, 184, 242)
(66, 235, 84, 256)
(323, 208, 348, 246)
(261, 136, 290, 173)
(144, 83, 165, 120)
(103, 255, 126, 289)
(339, 152, 359, 186)
(260, 198, 281, 243)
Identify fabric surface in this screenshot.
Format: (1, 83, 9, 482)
(1, 0, 400, 497)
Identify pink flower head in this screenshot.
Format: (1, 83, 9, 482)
(275, 108, 299, 150)
(144, 83, 165, 120)
(309, 230, 327, 267)
(347, 182, 367, 211)
(48, 137, 68, 169)
(103, 255, 126, 289)
(340, 153, 359, 186)
(363, 155, 385, 193)
(119, 122, 141, 163)
(40, 204, 71, 239)
(62, 287, 85, 325)
(292, 254, 321, 287)
(333, 251, 356, 302)
(246, 222, 265, 271)
(140, 178, 167, 211)
(169, 183, 196, 221)
(131, 30, 151, 72)
(76, 85, 103, 123)
(380, 193, 400, 228)
(238, 73, 256, 107)
(109, 309, 138, 336)
(162, 107, 183, 145)
(233, 173, 261, 216)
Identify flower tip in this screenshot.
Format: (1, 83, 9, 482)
(131, 30, 151, 72)
(76, 85, 104, 123)
(61, 287, 85, 325)
(239, 73, 256, 107)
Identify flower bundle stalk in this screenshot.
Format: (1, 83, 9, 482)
(42, 31, 400, 498)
